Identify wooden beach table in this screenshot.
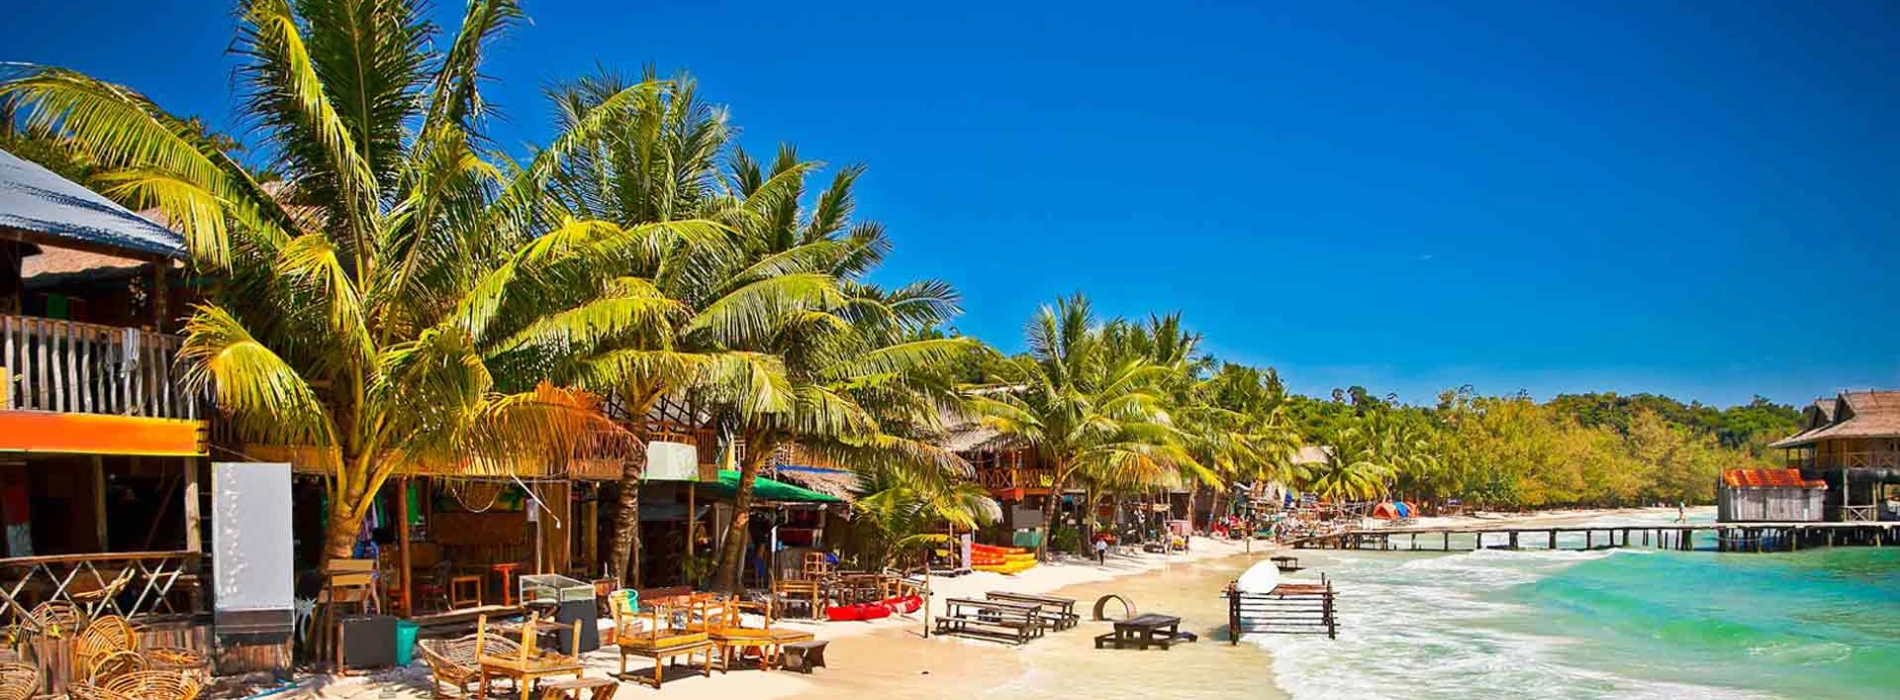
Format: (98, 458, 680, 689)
(984, 591, 1079, 630)
(934, 598, 1044, 644)
(1094, 614, 1193, 650)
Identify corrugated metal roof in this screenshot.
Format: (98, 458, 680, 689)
(1721, 469, 1827, 489)
(0, 147, 186, 259)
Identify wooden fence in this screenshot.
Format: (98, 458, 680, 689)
(0, 314, 196, 420)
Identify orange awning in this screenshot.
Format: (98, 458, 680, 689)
(0, 411, 206, 457)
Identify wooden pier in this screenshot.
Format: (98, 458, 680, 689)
(1287, 521, 1898, 553)
(1225, 575, 1337, 642)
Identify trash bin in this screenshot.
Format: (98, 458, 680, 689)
(395, 620, 420, 666)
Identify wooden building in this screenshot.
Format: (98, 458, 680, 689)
(1716, 469, 1826, 522)
(1770, 390, 1900, 522)
(0, 147, 212, 680)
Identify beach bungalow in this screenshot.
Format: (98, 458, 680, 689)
(0, 147, 211, 678)
(1769, 390, 1900, 522)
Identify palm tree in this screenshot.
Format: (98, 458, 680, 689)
(0, 0, 681, 561)
(1301, 423, 1393, 502)
(852, 466, 998, 570)
(968, 294, 1192, 561)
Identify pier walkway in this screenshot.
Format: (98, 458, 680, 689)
(1287, 521, 1899, 553)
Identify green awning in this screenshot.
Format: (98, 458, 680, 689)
(694, 469, 841, 504)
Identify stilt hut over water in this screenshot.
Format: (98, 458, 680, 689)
(1769, 390, 1900, 522)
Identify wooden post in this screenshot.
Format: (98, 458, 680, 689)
(1585, 531, 1592, 550)
(1475, 532, 1482, 550)
(397, 477, 412, 617)
(1642, 529, 1649, 547)
(183, 457, 201, 554)
(1443, 531, 1449, 551)
(92, 456, 109, 549)
(1549, 530, 1557, 549)
(1508, 531, 1518, 550)
(151, 262, 168, 333)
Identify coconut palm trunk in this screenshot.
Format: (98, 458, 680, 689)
(609, 450, 646, 585)
(1036, 462, 1070, 561)
(713, 441, 774, 592)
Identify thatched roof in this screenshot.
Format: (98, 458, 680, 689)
(1771, 390, 1900, 448)
(0, 148, 185, 259)
(771, 465, 861, 502)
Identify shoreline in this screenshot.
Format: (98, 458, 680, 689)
(309, 507, 1693, 700)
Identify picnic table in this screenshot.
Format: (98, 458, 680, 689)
(1094, 613, 1195, 650)
(984, 591, 1079, 631)
(934, 597, 1045, 644)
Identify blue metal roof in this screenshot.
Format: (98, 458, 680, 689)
(0, 147, 187, 259)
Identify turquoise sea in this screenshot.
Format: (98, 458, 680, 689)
(1248, 511, 1900, 700)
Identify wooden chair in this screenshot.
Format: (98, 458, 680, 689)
(700, 599, 806, 672)
(317, 559, 380, 667)
(98, 670, 201, 700)
(84, 649, 146, 685)
(610, 595, 713, 688)
(74, 616, 137, 680)
(769, 579, 824, 619)
(0, 661, 42, 700)
(69, 569, 136, 617)
(450, 576, 484, 609)
(418, 636, 520, 700)
(475, 613, 583, 698)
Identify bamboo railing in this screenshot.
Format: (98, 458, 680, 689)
(0, 314, 196, 420)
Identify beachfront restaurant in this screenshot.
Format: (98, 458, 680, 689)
(1769, 391, 1900, 522)
(0, 147, 216, 689)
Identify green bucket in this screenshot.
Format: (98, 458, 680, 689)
(396, 620, 420, 665)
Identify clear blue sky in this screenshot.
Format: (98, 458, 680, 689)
(6, 0, 1896, 407)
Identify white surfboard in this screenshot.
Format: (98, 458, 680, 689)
(1236, 559, 1281, 594)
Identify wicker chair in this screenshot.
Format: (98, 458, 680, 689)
(144, 646, 209, 680)
(85, 650, 147, 685)
(75, 616, 138, 680)
(0, 661, 42, 700)
(419, 636, 523, 699)
(26, 602, 86, 639)
(66, 683, 135, 700)
(99, 671, 201, 700)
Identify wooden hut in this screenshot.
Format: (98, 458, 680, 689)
(1770, 390, 1900, 522)
(1716, 469, 1826, 522)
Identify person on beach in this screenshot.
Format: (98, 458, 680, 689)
(1094, 536, 1108, 564)
(1677, 502, 1686, 523)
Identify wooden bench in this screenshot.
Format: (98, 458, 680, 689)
(610, 594, 715, 688)
(933, 598, 1043, 645)
(985, 591, 1079, 631)
(1093, 613, 1196, 650)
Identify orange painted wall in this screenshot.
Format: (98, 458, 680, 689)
(0, 411, 206, 457)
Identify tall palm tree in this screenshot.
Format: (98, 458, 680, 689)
(968, 294, 1192, 561)
(0, 0, 680, 561)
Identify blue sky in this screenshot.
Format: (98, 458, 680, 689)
(5, 0, 1896, 407)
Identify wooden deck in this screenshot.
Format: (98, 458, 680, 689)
(1288, 521, 1900, 553)
(1226, 578, 1337, 641)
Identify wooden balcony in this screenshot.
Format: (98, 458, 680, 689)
(1785, 451, 1900, 471)
(0, 313, 196, 420)
(976, 467, 1057, 497)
